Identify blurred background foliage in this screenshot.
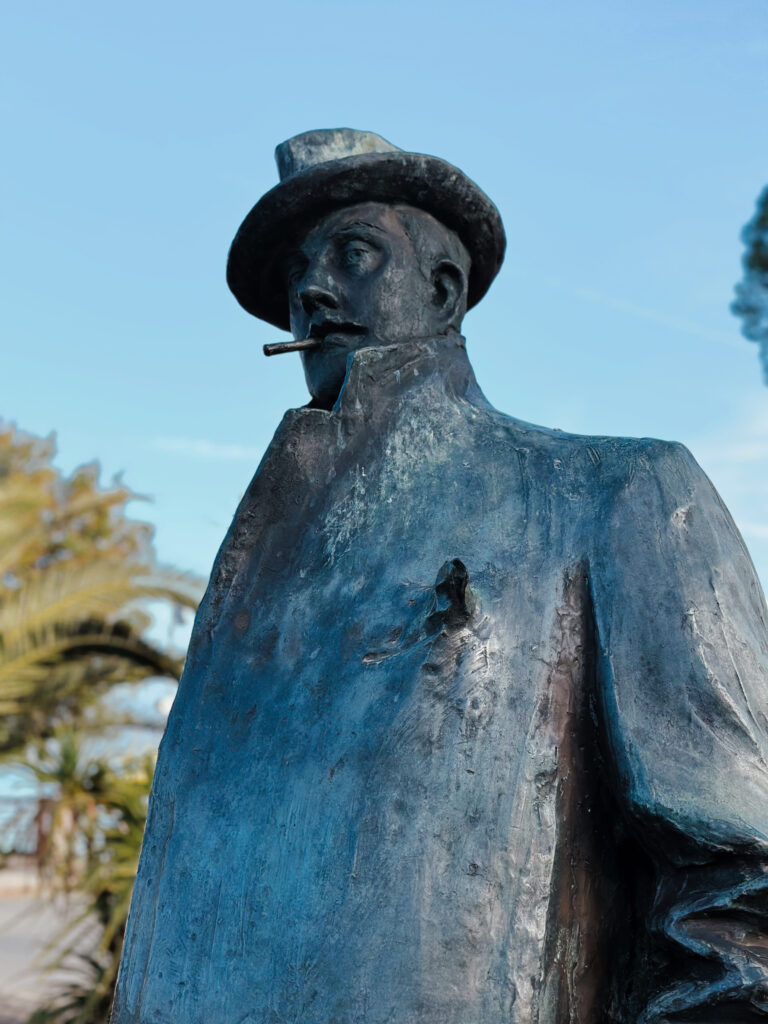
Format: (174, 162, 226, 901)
(733, 186, 768, 384)
(0, 423, 202, 1023)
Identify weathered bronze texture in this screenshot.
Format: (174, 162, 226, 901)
(113, 130, 768, 1023)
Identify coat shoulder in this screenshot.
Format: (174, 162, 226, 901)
(478, 404, 696, 492)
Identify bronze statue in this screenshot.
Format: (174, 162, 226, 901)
(113, 130, 768, 1023)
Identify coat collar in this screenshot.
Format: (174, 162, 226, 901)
(326, 333, 490, 421)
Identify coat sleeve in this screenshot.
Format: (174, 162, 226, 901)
(589, 439, 768, 1021)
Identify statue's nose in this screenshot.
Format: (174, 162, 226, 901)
(298, 259, 341, 317)
(300, 282, 339, 317)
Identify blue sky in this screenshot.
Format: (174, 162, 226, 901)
(2, 0, 768, 592)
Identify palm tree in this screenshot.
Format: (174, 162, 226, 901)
(0, 424, 201, 759)
(0, 422, 202, 1022)
(23, 740, 156, 1024)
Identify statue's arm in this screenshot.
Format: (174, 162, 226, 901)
(590, 439, 768, 1020)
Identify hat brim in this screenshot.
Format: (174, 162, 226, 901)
(226, 151, 506, 330)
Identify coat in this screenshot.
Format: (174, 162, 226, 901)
(113, 334, 768, 1023)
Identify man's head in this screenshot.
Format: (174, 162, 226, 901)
(226, 128, 506, 396)
(286, 202, 471, 407)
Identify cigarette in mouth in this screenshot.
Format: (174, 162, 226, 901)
(263, 338, 322, 357)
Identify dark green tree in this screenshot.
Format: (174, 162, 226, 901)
(732, 186, 768, 383)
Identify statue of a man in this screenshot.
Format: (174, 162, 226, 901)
(114, 130, 768, 1023)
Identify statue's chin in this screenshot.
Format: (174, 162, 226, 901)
(302, 336, 369, 409)
(304, 365, 349, 410)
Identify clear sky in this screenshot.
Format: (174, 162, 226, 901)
(2, 0, 768, 590)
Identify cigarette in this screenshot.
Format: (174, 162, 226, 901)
(263, 338, 322, 357)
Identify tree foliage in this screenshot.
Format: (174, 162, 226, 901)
(0, 422, 202, 1022)
(732, 186, 768, 383)
(0, 424, 200, 757)
(25, 738, 155, 1024)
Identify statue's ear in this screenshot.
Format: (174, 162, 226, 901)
(431, 259, 467, 329)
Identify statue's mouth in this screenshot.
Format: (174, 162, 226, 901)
(309, 320, 367, 344)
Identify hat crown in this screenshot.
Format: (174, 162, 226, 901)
(275, 129, 400, 182)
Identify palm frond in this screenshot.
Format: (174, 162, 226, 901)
(0, 422, 203, 1020)
(0, 560, 199, 644)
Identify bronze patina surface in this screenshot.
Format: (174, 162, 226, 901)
(114, 130, 768, 1023)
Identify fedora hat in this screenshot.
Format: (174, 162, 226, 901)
(226, 129, 506, 330)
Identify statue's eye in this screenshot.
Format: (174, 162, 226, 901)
(285, 259, 307, 289)
(340, 240, 377, 272)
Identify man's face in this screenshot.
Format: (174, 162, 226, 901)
(286, 203, 440, 407)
